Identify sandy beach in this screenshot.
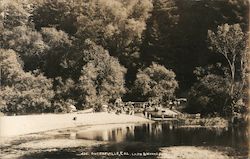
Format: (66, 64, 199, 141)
(0, 112, 151, 159)
(0, 112, 151, 137)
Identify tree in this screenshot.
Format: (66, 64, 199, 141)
(74, 0, 153, 80)
(193, 63, 230, 81)
(75, 0, 152, 54)
(0, 49, 55, 114)
(76, 41, 127, 109)
(40, 27, 73, 78)
(208, 24, 246, 92)
(53, 77, 77, 112)
(142, 0, 179, 54)
(140, 0, 180, 91)
(0, 1, 30, 29)
(208, 23, 248, 115)
(1, 25, 48, 71)
(31, 0, 77, 34)
(133, 63, 178, 103)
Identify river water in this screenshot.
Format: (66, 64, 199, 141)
(15, 121, 248, 159)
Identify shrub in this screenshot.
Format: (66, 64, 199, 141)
(187, 74, 231, 116)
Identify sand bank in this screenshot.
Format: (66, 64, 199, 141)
(0, 112, 151, 137)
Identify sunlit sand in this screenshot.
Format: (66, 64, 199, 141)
(0, 112, 151, 137)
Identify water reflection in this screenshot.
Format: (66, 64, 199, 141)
(76, 122, 248, 152)
(76, 125, 136, 142)
(19, 122, 249, 159)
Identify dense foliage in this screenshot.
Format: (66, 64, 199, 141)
(0, 49, 54, 114)
(187, 24, 248, 117)
(133, 63, 178, 103)
(0, 0, 248, 115)
(187, 74, 231, 116)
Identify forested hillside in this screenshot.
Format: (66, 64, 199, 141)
(0, 0, 249, 116)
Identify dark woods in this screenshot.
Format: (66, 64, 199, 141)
(0, 0, 249, 117)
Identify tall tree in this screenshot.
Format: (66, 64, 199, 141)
(208, 24, 247, 96)
(141, 0, 179, 64)
(208, 23, 248, 116)
(77, 40, 127, 109)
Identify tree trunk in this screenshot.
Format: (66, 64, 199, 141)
(230, 64, 235, 95)
(230, 62, 235, 118)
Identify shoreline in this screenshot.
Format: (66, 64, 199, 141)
(0, 114, 246, 159)
(0, 112, 152, 137)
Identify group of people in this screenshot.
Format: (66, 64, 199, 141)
(104, 98, 135, 115)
